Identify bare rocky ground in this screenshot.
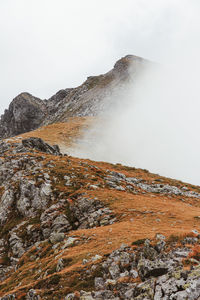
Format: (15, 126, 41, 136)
(0, 54, 199, 299)
(0, 137, 199, 299)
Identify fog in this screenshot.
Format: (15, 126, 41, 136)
(1, 0, 200, 185)
(70, 1, 200, 186)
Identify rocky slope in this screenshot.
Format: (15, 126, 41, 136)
(0, 55, 147, 139)
(11, 117, 95, 154)
(0, 54, 200, 299)
(0, 137, 199, 299)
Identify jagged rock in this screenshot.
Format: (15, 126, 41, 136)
(106, 171, 200, 198)
(40, 204, 72, 238)
(51, 214, 72, 233)
(137, 258, 169, 280)
(70, 196, 116, 229)
(0, 189, 14, 224)
(142, 241, 158, 260)
(71, 241, 200, 300)
(9, 233, 24, 258)
(22, 137, 61, 155)
(17, 180, 51, 217)
(134, 278, 155, 299)
(0, 142, 11, 155)
(0, 93, 46, 139)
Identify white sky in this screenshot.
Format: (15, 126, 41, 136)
(1, 0, 198, 113)
(1, 0, 200, 185)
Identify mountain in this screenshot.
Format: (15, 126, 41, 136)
(0, 55, 147, 139)
(0, 137, 200, 299)
(0, 55, 200, 299)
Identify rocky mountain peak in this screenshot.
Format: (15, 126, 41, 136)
(0, 92, 46, 139)
(0, 55, 148, 140)
(113, 54, 146, 75)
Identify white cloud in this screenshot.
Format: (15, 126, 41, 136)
(68, 0, 200, 185)
(1, 0, 200, 184)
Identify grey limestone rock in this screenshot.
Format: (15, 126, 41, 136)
(49, 232, 65, 244)
(137, 258, 169, 280)
(26, 289, 40, 300)
(0, 93, 45, 139)
(0, 189, 14, 224)
(109, 263, 121, 279)
(9, 232, 25, 258)
(17, 179, 51, 217)
(22, 137, 61, 155)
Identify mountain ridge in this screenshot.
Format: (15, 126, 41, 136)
(0, 55, 200, 299)
(0, 55, 147, 139)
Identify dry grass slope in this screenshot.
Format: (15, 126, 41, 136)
(0, 117, 200, 299)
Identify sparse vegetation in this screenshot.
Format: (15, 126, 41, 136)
(0, 119, 200, 299)
(189, 245, 200, 260)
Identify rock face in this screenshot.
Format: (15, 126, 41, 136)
(0, 93, 46, 139)
(0, 55, 148, 139)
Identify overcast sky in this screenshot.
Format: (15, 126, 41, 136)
(1, 0, 200, 184)
(1, 0, 199, 113)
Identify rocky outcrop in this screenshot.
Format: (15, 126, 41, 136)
(0, 55, 148, 139)
(65, 237, 200, 300)
(0, 93, 46, 139)
(22, 137, 61, 155)
(105, 170, 200, 199)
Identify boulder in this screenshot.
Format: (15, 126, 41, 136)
(22, 137, 61, 155)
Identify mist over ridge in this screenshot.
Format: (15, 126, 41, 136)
(1, 0, 200, 185)
(70, 8, 200, 186)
